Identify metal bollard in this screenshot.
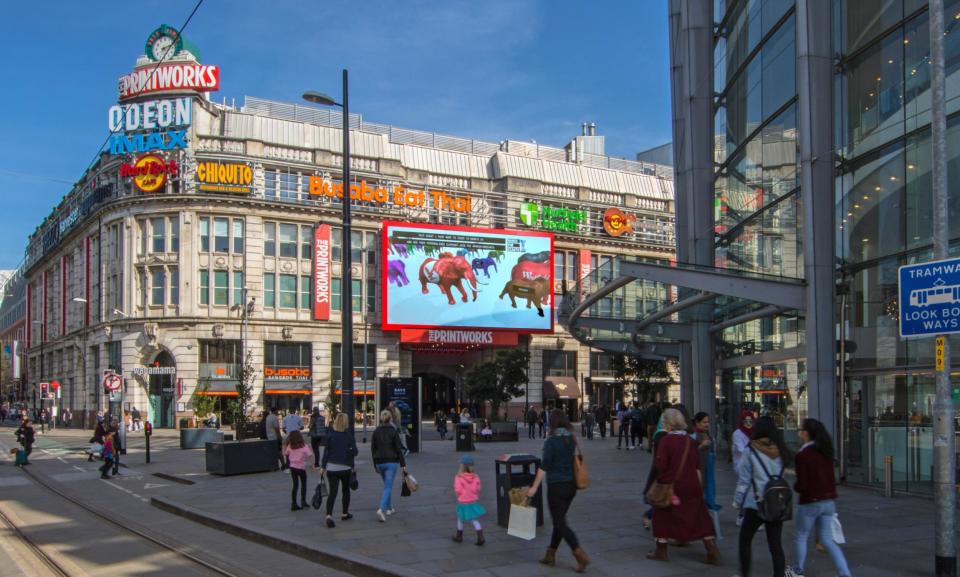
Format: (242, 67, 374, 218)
(884, 455, 894, 497)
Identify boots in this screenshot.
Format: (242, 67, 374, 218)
(646, 540, 669, 562)
(702, 538, 721, 565)
(475, 530, 485, 546)
(539, 548, 557, 566)
(452, 530, 463, 543)
(572, 547, 590, 573)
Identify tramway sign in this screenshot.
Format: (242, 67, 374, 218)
(898, 256, 960, 337)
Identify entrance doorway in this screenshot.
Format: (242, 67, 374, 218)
(412, 350, 485, 419)
(416, 372, 456, 417)
(148, 351, 176, 429)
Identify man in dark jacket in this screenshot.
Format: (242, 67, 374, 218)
(596, 405, 610, 438)
(16, 418, 35, 465)
(526, 406, 539, 439)
(109, 417, 123, 475)
(644, 400, 662, 452)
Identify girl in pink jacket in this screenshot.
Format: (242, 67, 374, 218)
(453, 455, 486, 545)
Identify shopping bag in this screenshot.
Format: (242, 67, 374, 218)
(404, 473, 419, 493)
(14, 450, 26, 466)
(708, 509, 722, 540)
(312, 480, 326, 510)
(831, 514, 846, 544)
(349, 469, 359, 491)
(507, 503, 537, 540)
(401, 479, 412, 497)
(89, 442, 103, 456)
(509, 487, 531, 505)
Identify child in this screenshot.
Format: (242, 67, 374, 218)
(453, 455, 485, 546)
(99, 431, 115, 479)
(282, 430, 313, 511)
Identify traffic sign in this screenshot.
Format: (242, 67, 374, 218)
(937, 336, 946, 371)
(102, 372, 122, 392)
(898, 257, 960, 337)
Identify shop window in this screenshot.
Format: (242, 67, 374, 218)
(265, 170, 277, 198)
(138, 220, 147, 255)
(213, 271, 228, 306)
(199, 339, 240, 379)
(199, 217, 210, 252)
(171, 269, 179, 305)
(279, 274, 297, 308)
(170, 217, 179, 252)
(151, 218, 165, 253)
(543, 350, 577, 378)
(332, 278, 341, 311)
(331, 343, 377, 386)
(151, 268, 165, 305)
(264, 273, 275, 308)
(199, 270, 209, 305)
(365, 232, 378, 265)
(214, 218, 229, 253)
(279, 224, 298, 258)
(265, 222, 276, 257)
(332, 227, 342, 262)
(301, 227, 312, 259)
(554, 250, 566, 282)
(352, 279, 362, 311)
(366, 279, 376, 314)
(351, 230, 362, 262)
(265, 341, 312, 368)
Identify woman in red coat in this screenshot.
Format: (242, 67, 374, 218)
(647, 408, 721, 564)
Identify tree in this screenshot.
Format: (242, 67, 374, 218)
(612, 354, 671, 404)
(228, 349, 256, 439)
(190, 378, 217, 422)
(464, 349, 529, 420)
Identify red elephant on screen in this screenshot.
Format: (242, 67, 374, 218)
(419, 252, 479, 305)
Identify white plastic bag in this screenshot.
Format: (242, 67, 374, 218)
(831, 514, 846, 544)
(89, 442, 103, 456)
(507, 504, 537, 540)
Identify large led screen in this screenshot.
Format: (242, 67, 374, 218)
(382, 222, 554, 332)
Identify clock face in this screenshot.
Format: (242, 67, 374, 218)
(151, 36, 177, 61)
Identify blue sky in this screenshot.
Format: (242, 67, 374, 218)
(0, 1, 671, 268)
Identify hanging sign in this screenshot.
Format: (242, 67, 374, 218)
(313, 224, 331, 321)
(196, 161, 254, 194)
(119, 155, 178, 193)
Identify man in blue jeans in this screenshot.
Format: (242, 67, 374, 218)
(371, 409, 407, 522)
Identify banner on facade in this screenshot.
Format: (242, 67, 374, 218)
(313, 224, 331, 321)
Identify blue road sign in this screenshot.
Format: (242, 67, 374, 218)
(899, 257, 960, 337)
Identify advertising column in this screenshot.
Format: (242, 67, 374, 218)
(379, 377, 421, 453)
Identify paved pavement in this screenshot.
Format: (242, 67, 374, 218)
(15, 422, 932, 577)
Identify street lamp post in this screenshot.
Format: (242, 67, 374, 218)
(71, 297, 87, 429)
(31, 320, 43, 418)
(304, 68, 354, 433)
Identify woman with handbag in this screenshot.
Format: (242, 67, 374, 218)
(646, 408, 720, 564)
(791, 418, 852, 577)
(371, 410, 406, 522)
(320, 413, 359, 528)
(526, 411, 589, 573)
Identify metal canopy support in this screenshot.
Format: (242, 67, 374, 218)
(584, 339, 677, 360)
(572, 317, 693, 341)
(797, 0, 837, 439)
(619, 261, 806, 310)
(709, 305, 791, 333)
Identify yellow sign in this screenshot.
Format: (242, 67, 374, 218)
(937, 336, 946, 371)
(197, 161, 253, 194)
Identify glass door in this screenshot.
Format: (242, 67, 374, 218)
(844, 376, 868, 484)
(868, 374, 909, 491)
(906, 372, 934, 494)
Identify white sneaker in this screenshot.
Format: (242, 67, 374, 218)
(386, 508, 395, 515)
(376, 509, 386, 522)
(785, 569, 804, 577)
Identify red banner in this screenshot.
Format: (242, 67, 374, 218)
(313, 224, 331, 320)
(399, 329, 518, 347)
(578, 249, 592, 295)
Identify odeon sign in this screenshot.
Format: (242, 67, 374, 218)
(107, 97, 192, 155)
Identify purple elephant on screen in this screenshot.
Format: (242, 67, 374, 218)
(471, 257, 498, 278)
(388, 259, 409, 286)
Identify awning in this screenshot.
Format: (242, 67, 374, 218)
(265, 381, 312, 395)
(335, 383, 376, 396)
(543, 377, 581, 399)
(194, 380, 239, 396)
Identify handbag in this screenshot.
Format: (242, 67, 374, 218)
(571, 436, 589, 490)
(349, 469, 359, 491)
(311, 479, 327, 510)
(645, 437, 690, 509)
(404, 472, 419, 493)
(507, 500, 537, 540)
(401, 479, 412, 497)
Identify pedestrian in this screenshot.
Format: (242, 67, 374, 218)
(732, 408, 755, 471)
(16, 418, 34, 465)
(526, 406, 539, 439)
(309, 406, 327, 467)
(596, 404, 609, 438)
(265, 407, 285, 470)
(630, 402, 644, 448)
(791, 418, 852, 577)
(390, 401, 409, 456)
(693, 412, 721, 512)
(62, 408, 72, 429)
(616, 405, 631, 449)
(526, 411, 589, 573)
(644, 399, 661, 452)
(436, 409, 448, 440)
(109, 417, 123, 475)
(733, 415, 792, 577)
(452, 454, 486, 546)
(38, 408, 46, 434)
(282, 430, 312, 511)
(371, 410, 407, 522)
(131, 406, 142, 431)
(89, 415, 107, 462)
(538, 408, 547, 438)
(646, 408, 720, 564)
(283, 406, 304, 436)
(99, 430, 115, 479)
(583, 408, 595, 440)
(320, 413, 358, 527)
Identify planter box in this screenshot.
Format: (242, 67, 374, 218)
(205, 440, 280, 476)
(180, 428, 224, 449)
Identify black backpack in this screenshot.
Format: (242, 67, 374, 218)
(257, 416, 269, 440)
(749, 447, 793, 522)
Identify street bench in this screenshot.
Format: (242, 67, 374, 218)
(475, 421, 519, 442)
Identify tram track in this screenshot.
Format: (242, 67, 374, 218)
(7, 464, 245, 577)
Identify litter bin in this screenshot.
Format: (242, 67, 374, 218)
(494, 453, 544, 528)
(456, 423, 474, 452)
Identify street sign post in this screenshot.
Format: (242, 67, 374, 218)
(898, 257, 960, 337)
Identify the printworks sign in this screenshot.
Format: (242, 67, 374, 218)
(518, 202, 586, 233)
(898, 257, 960, 337)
